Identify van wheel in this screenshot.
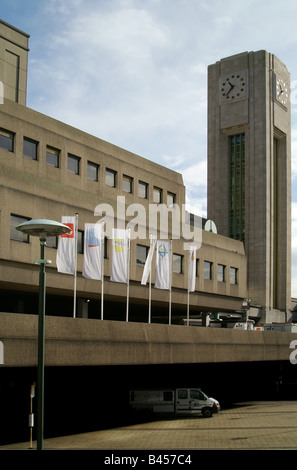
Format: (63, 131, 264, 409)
(202, 408, 213, 418)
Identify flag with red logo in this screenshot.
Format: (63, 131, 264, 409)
(56, 216, 76, 274)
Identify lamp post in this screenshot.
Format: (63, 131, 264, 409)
(16, 219, 71, 450)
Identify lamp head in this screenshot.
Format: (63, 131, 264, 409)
(16, 219, 71, 238)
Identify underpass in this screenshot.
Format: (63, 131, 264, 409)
(1, 313, 297, 445)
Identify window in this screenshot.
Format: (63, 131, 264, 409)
(173, 253, 183, 274)
(138, 181, 148, 199)
(46, 236, 57, 249)
(190, 390, 205, 400)
(153, 186, 162, 203)
(217, 264, 225, 282)
(0, 128, 14, 152)
(178, 390, 188, 399)
(167, 192, 175, 206)
(123, 175, 133, 193)
(136, 245, 148, 266)
(163, 391, 173, 401)
(23, 137, 38, 160)
(67, 154, 80, 174)
(77, 230, 84, 254)
(46, 146, 60, 167)
(104, 236, 108, 259)
(105, 168, 116, 187)
(204, 261, 212, 279)
(87, 161, 99, 181)
(10, 215, 30, 242)
(196, 259, 199, 277)
(230, 267, 238, 285)
(229, 134, 245, 241)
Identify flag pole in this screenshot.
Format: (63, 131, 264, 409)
(126, 229, 131, 322)
(187, 246, 197, 326)
(187, 290, 190, 326)
(149, 268, 152, 323)
(169, 239, 172, 325)
(101, 232, 104, 320)
(187, 250, 190, 326)
(73, 213, 78, 318)
(148, 234, 154, 324)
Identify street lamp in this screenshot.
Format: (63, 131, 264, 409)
(16, 219, 71, 450)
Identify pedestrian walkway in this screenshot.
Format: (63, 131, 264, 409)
(1, 401, 297, 451)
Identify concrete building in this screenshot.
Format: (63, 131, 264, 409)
(207, 51, 291, 323)
(0, 20, 247, 325)
(0, 20, 29, 106)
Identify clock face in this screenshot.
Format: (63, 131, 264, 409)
(276, 77, 289, 107)
(220, 70, 248, 102)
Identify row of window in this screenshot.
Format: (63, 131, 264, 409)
(10, 214, 238, 284)
(0, 128, 176, 204)
(137, 244, 238, 283)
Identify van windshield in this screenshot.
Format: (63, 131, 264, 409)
(190, 390, 206, 400)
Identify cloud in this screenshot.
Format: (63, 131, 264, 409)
(43, 0, 83, 15)
(182, 160, 207, 188)
(18, 0, 297, 297)
(292, 202, 297, 297)
(214, 16, 233, 26)
(182, 160, 208, 217)
(28, 0, 208, 167)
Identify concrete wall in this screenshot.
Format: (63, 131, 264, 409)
(0, 313, 294, 367)
(0, 99, 247, 314)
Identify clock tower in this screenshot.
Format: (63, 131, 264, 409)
(207, 50, 291, 323)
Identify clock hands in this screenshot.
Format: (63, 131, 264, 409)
(226, 81, 235, 96)
(221, 72, 247, 101)
(277, 80, 288, 105)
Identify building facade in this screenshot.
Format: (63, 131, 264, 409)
(207, 51, 291, 323)
(0, 20, 247, 324)
(0, 20, 29, 106)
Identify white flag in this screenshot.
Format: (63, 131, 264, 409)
(110, 229, 130, 284)
(56, 216, 76, 274)
(141, 236, 156, 285)
(83, 223, 103, 280)
(155, 240, 171, 290)
(188, 246, 196, 292)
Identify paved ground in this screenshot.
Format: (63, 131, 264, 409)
(1, 401, 297, 451)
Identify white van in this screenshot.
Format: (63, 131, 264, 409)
(129, 388, 220, 418)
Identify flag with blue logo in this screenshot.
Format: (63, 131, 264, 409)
(155, 240, 171, 290)
(83, 223, 103, 280)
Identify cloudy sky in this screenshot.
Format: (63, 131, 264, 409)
(2, 0, 297, 295)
